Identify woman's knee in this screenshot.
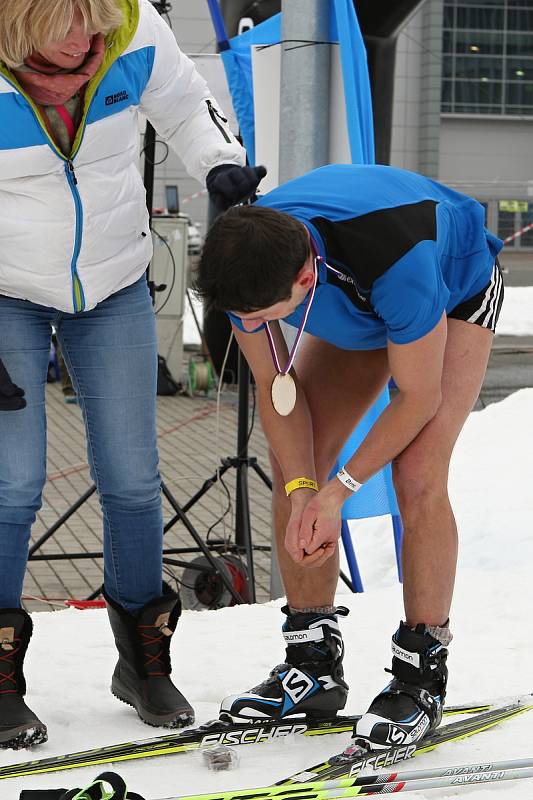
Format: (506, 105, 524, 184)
(98, 470, 162, 510)
(0, 464, 45, 518)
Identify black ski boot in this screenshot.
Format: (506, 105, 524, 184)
(0, 608, 47, 749)
(353, 621, 449, 749)
(104, 585, 194, 728)
(220, 605, 349, 721)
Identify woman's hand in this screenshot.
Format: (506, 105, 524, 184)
(285, 480, 348, 568)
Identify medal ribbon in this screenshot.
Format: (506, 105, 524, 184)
(265, 255, 319, 376)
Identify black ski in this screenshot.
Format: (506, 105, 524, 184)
(277, 695, 533, 784)
(0, 698, 507, 781)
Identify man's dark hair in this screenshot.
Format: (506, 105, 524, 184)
(194, 205, 310, 313)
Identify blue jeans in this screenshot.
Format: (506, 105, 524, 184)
(0, 278, 163, 613)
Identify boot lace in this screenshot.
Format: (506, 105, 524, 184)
(138, 622, 170, 677)
(0, 637, 20, 694)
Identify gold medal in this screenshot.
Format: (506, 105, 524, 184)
(271, 372, 297, 416)
(264, 251, 321, 417)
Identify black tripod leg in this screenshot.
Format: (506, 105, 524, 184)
(28, 484, 97, 558)
(163, 463, 232, 533)
(235, 460, 256, 603)
(234, 353, 257, 603)
(250, 461, 273, 491)
(339, 569, 356, 592)
(161, 481, 244, 604)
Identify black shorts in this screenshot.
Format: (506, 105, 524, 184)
(448, 259, 504, 333)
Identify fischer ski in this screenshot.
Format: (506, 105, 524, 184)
(149, 702, 533, 800)
(278, 695, 533, 784)
(0, 714, 362, 781)
(0, 697, 514, 781)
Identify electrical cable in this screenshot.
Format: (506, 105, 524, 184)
(151, 227, 177, 314)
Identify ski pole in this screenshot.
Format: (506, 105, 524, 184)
(158, 763, 533, 800)
(300, 754, 533, 790)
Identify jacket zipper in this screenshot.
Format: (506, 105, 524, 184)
(206, 99, 231, 143)
(65, 161, 85, 312)
(0, 72, 88, 310)
(0, 43, 128, 313)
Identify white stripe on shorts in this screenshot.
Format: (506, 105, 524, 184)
(467, 261, 503, 331)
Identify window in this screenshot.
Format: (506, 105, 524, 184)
(442, 1, 533, 116)
(497, 200, 533, 248)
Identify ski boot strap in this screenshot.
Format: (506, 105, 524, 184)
(282, 605, 349, 644)
(391, 636, 448, 675)
(19, 771, 146, 800)
(384, 680, 442, 717)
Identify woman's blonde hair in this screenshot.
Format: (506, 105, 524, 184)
(0, 0, 124, 68)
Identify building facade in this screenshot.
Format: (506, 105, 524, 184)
(391, 0, 533, 255)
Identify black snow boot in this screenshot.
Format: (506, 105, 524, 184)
(104, 585, 194, 728)
(0, 608, 47, 749)
(220, 605, 349, 721)
(354, 621, 448, 749)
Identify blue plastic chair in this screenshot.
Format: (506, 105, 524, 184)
(332, 386, 403, 592)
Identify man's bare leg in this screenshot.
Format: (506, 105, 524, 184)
(353, 320, 494, 747)
(271, 338, 390, 608)
(219, 341, 389, 721)
(393, 319, 493, 626)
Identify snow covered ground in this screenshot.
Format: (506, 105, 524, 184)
(496, 286, 533, 336)
(3, 388, 533, 799)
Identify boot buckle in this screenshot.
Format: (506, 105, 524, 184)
(154, 612, 172, 637)
(0, 627, 15, 651)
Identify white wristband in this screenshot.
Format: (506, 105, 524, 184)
(336, 467, 363, 493)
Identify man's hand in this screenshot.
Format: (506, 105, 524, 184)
(285, 481, 347, 568)
(0, 358, 26, 411)
(206, 164, 267, 213)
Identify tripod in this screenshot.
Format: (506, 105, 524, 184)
(29, 349, 271, 604)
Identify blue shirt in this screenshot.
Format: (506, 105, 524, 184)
(230, 164, 502, 350)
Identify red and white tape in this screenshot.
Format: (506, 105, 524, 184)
(181, 188, 208, 205)
(503, 221, 533, 244)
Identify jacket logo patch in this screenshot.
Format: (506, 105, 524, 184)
(105, 90, 129, 106)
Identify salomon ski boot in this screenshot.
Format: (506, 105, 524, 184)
(353, 621, 449, 749)
(104, 584, 195, 728)
(0, 608, 48, 749)
(220, 605, 349, 721)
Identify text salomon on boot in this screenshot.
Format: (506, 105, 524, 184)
(220, 605, 349, 721)
(354, 620, 449, 748)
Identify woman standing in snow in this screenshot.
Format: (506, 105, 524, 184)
(0, 0, 264, 748)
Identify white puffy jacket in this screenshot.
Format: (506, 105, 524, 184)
(0, 0, 245, 312)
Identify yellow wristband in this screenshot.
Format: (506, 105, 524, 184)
(285, 477, 319, 497)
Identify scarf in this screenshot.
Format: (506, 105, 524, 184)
(12, 33, 106, 106)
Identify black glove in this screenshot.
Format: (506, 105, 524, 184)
(206, 164, 267, 213)
(0, 357, 26, 411)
